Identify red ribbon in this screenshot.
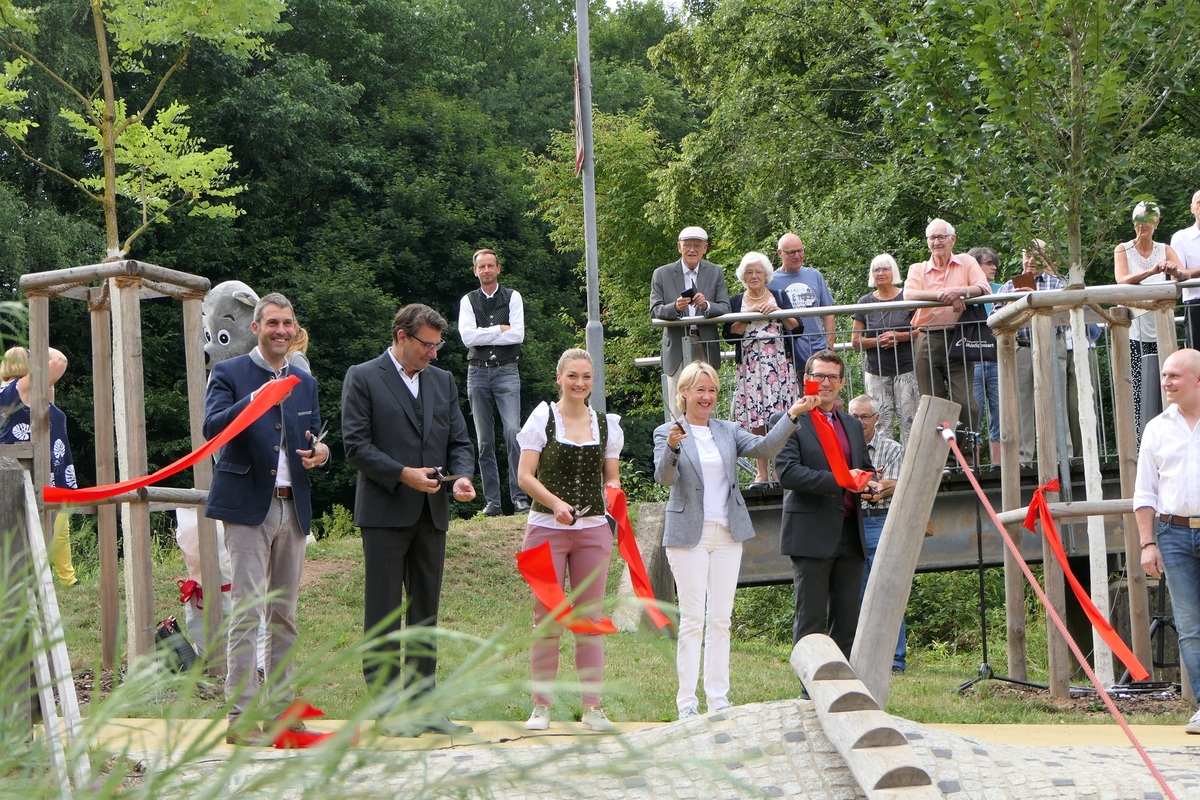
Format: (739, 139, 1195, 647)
(273, 701, 341, 749)
(517, 542, 618, 634)
(606, 485, 673, 630)
(807, 410, 873, 491)
(1024, 479, 1150, 682)
(803, 379, 872, 491)
(44, 376, 300, 503)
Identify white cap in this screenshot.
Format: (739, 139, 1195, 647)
(678, 226, 708, 242)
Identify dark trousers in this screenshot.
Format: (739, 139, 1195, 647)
(790, 516, 866, 658)
(361, 501, 447, 695)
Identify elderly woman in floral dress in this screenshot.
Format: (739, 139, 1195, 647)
(722, 251, 800, 489)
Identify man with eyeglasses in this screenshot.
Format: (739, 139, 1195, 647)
(769, 232, 836, 368)
(650, 226, 731, 416)
(774, 351, 878, 658)
(847, 394, 907, 673)
(995, 239, 1070, 465)
(342, 303, 476, 736)
(904, 218, 990, 435)
(458, 248, 531, 517)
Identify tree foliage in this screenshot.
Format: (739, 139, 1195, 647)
(877, 0, 1200, 281)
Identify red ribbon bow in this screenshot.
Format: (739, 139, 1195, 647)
(272, 702, 341, 749)
(1024, 479, 1149, 682)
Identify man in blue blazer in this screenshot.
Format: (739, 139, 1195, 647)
(204, 293, 330, 746)
(342, 303, 476, 736)
(774, 350, 876, 658)
(649, 226, 731, 416)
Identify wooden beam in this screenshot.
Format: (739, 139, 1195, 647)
(995, 330, 1028, 681)
(88, 287, 120, 672)
(852, 394, 959, 706)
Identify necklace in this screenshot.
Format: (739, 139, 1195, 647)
(745, 289, 770, 302)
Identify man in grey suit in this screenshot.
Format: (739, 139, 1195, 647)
(650, 226, 731, 416)
(774, 350, 877, 658)
(342, 303, 476, 736)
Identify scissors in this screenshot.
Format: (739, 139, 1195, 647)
(570, 505, 592, 524)
(312, 421, 329, 446)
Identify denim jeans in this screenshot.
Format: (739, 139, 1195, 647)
(467, 363, 528, 508)
(861, 511, 907, 670)
(973, 361, 1000, 444)
(1158, 521, 1200, 700)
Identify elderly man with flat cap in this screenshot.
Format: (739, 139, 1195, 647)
(650, 226, 731, 417)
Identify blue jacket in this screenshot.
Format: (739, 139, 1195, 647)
(203, 354, 324, 533)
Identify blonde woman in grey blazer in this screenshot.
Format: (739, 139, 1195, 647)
(654, 361, 818, 719)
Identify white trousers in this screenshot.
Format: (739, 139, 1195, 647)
(665, 522, 742, 714)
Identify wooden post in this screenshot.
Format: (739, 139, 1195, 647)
(1031, 315, 1070, 699)
(88, 287, 120, 670)
(1109, 312, 1151, 672)
(0, 457, 35, 726)
(182, 297, 224, 665)
(853, 394, 959, 706)
(995, 330, 1027, 680)
(111, 276, 156, 660)
(26, 294, 51, 540)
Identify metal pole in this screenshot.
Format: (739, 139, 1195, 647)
(576, 0, 606, 412)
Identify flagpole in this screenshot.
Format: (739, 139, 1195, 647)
(575, 0, 606, 412)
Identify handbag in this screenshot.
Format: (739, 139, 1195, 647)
(947, 303, 997, 363)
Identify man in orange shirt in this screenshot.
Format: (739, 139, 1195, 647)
(903, 219, 990, 432)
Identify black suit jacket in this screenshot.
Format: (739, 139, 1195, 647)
(773, 409, 874, 559)
(341, 352, 474, 530)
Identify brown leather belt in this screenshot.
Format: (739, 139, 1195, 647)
(274, 486, 293, 499)
(1159, 513, 1200, 528)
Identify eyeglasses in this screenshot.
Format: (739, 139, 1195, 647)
(851, 412, 878, 420)
(411, 333, 445, 353)
(927, 234, 952, 242)
(807, 372, 843, 383)
(679, 240, 707, 250)
(781, 248, 805, 257)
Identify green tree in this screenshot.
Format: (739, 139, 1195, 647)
(877, 0, 1200, 281)
(0, 0, 287, 257)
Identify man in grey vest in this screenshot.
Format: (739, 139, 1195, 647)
(458, 248, 530, 516)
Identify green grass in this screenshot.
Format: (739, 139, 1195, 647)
(54, 509, 1193, 728)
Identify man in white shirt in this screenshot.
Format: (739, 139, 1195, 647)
(1170, 190, 1200, 349)
(1134, 348, 1200, 734)
(458, 249, 530, 516)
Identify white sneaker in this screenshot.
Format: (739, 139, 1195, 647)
(525, 704, 550, 731)
(1185, 708, 1200, 735)
(581, 705, 615, 732)
(679, 708, 699, 720)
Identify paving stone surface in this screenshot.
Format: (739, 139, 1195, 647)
(143, 701, 1200, 799)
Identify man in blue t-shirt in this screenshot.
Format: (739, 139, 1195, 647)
(768, 233, 835, 368)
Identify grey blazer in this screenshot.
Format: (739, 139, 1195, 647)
(653, 416, 798, 547)
(649, 259, 732, 374)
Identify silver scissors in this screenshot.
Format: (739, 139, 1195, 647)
(309, 421, 329, 452)
(570, 505, 591, 524)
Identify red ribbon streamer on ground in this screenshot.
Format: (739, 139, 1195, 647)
(273, 702, 340, 749)
(43, 375, 300, 504)
(1024, 479, 1150, 682)
(808, 410, 873, 492)
(517, 542, 619, 634)
(606, 485, 673, 630)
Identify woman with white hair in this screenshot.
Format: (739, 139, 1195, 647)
(722, 251, 800, 488)
(1115, 200, 1184, 436)
(851, 254, 918, 445)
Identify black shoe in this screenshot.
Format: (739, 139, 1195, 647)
(513, 502, 531, 514)
(747, 482, 769, 491)
(892, 666, 906, 675)
(481, 503, 503, 517)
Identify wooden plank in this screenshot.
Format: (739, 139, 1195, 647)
(0, 458, 34, 726)
(987, 283, 1177, 331)
(19, 260, 209, 294)
(852, 394, 958, 706)
(1109, 314, 1152, 674)
(27, 295, 51, 541)
(111, 278, 156, 660)
(23, 473, 91, 793)
(88, 287, 120, 671)
(183, 297, 225, 663)
(1031, 315, 1070, 699)
(995, 330, 1028, 680)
